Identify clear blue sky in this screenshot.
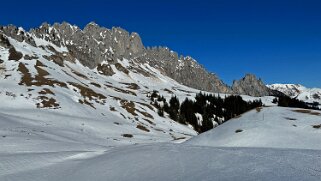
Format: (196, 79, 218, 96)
(1, 0, 321, 87)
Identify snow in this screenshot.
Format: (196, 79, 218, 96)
(1, 105, 321, 180)
(109, 46, 114, 54)
(32, 35, 68, 53)
(2, 143, 321, 181)
(296, 88, 321, 104)
(195, 113, 203, 126)
(268, 83, 321, 105)
(187, 107, 321, 150)
(100, 32, 104, 38)
(17, 27, 25, 35)
(267, 84, 307, 97)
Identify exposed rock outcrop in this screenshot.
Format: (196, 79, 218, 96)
(3, 22, 282, 95)
(232, 74, 279, 97)
(0, 22, 232, 94)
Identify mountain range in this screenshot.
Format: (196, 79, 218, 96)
(0, 22, 286, 97)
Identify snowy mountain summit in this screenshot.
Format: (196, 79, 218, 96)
(268, 84, 321, 104)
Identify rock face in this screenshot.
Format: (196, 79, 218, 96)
(232, 74, 276, 97)
(3, 22, 285, 96)
(0, 22, 232, 94)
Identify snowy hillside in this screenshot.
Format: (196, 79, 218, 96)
(267, 84, 306, 97)
(268, 84, 321, 105)
(2, 107, 321, 181)
(0, 32, 203, 148)
(187, 107, 321, 149)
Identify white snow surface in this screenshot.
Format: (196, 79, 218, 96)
(187, 107, 321, 150)
(1, 107, 321, 181)
(267, 84, 307, 97)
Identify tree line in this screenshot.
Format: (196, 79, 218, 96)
(150, 91, 262, 133)
(273, 96, 320, 110)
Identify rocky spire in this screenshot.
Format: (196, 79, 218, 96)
(232, 74, 278, 97)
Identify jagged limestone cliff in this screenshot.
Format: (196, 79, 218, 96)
(0, 22, 231, 94)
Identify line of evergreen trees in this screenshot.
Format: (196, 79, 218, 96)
(273, 96, 320, 110)
(150, 91, 262, 133)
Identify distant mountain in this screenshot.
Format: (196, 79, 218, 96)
(267, 84, 321, 104)
(232, 74, 284, 97)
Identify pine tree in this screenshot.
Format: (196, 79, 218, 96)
(180, 98, 198, 130)
(150, 90, 158, 100)
(158, 107, 164, 117)
(168, 96, 180, 121)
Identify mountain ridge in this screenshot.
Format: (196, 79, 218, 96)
(1, 22, 233, 94)
(0, 22, 280, 97)
(268, 84, 321, 105)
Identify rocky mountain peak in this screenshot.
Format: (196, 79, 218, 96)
(232, 74, 273, 97)
(5, 22, 287, 95)
(0, 21, 232, 94)
(243, 74, 261, 81)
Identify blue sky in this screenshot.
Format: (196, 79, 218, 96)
(1, 0, 321, 87)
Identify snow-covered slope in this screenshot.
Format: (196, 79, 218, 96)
(0, 32, 202, 149)
(268, 84, 321, 105)
(2, 143, 321, 181)
(296, 88, 321, 104)
(267, 84, 306, 97)
(2, 107, 321, 181)
(187, 107, 321, 149)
